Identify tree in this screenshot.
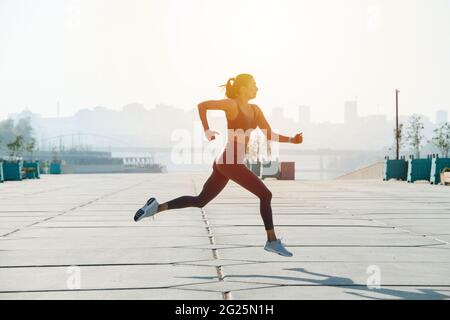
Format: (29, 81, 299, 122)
(51, 146, 60, 162)
(430, 122, 450, 158)
(25, 137, 37, 161)
(6, 135, 24, 159)
(389, 123, 404, 158)
(405, 114, 425, 158)
(0, 119, 16, 150)
(0, 117, 35, 155)
(15, 117, 34, 144)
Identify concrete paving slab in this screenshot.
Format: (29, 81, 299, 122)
(221, 262, 450, 286)
(393, 226, 450, 236)
(0, 212, 59, 217)
(0, 229, 17, 236)
(0, 222, 39, 229)
(47, 215, 204, 223)
(231, 285, 450, 300)
(68, 210, 202, 220)
(213, 232, 441, 247)
(218, 246, 450, 262)
(2, 226, 207, 238)
(433, 235, 450, 243)
(0, 288, 222, 300)
(175, 280, 278, 293)
(0, 264, 219, 292)
(35, 221, 206, 228)
(0, 236, 211, 250)
(0, 216, 49, 222)
(0, 247, 214, 266)
(0, 205, 75, 211)
(210, 224, 398, 233)
(208, 217, 386, 227)
(174, 259, 256, 267)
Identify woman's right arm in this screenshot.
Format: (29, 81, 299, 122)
(197, 99, 237, 132)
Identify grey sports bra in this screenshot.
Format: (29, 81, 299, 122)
(226, 102, 257, 131)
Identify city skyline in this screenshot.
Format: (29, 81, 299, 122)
(8, 100, 448, 125)
(6, 100, 448, 154)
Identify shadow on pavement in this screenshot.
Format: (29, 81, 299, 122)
(178, 267, 449, 300)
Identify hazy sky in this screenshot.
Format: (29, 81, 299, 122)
(1, 0, 449, 123)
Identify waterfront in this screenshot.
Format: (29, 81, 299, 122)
(113, 148, 385, 180)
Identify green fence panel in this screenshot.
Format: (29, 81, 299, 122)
(2, 160, 23, 181)
(23, 161, 41, 179)
(407, 155, 432, 183)
(383, 156, 408, 181)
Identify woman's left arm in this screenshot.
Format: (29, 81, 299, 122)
(253, 104, 292, 143)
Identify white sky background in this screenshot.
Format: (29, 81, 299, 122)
(0, 0, 449, 122)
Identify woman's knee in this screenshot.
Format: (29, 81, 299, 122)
(192, 196, 207, 208)
(259, 188, 272, 202)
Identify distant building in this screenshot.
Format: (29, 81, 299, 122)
(298, 105, 311, 125)
(436, 110, 448, 125)
(122, 103, 146, 113)
(270, 107, 286, 129)
(344, 101, 358, 124)
(361, 114, 387, 123)
(271, 107, 284, 119)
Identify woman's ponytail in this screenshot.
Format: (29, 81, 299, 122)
(219, 74, 254, 99)
(224, 77, 236, 98)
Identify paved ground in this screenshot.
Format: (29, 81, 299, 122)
(0, 173, 449, 300)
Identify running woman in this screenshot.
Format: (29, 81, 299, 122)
(134, 74, 303, 257)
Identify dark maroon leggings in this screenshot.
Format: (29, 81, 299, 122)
(166, 158, 274, 230)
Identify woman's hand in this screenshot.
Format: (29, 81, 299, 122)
(291, 132, 303, 144)
(205, 129, 220, 141)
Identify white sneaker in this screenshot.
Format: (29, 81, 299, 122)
(264, 238, 293, 257)
(134, 197, 159, 222)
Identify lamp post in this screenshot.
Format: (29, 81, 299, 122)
(395, 89, 400, 160)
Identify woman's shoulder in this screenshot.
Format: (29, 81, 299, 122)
(249, 104, 261, 117)
(226, 98, 238, 108)
(226, 99, 239, 120)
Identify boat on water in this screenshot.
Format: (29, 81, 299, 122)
(25, 150, 167, 174)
